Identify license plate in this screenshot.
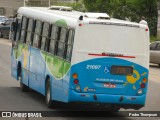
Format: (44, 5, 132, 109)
(104, 83, 116, 88)
(111, 66, 133, 76)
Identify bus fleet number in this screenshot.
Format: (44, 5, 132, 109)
(86, 65, 101, 70)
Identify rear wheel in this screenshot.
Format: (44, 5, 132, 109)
(18, 66, 29, 92)
(0, 31, 3, 38)
(45, 79, 53, 108)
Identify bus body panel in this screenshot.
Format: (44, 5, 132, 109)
(11, 48, 18, 79)
(11, 44, 71, 102)
(71, 24, 149, 69)
(70, 58, 148, 96)
(68, 23, 149, 106)
(69, 89, 146, 106)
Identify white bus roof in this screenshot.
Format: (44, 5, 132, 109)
(17, 7, 147, 29)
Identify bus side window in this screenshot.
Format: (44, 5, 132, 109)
(26, 18, 34, 45)
(65, 29, 75, 61)
(32, 20, 42, 48)
(20, 16, 28, 43)
(16, 19, 21, 41)
(41, 22, 49, 51)
(57, 27, 67, 58)
(48, 25, 59, 54)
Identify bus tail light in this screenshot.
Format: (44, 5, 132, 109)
(142, 78, 147, 83)
(72, 73, 78, 79)
(75, 85, 81, 91)
(79, 24, 83, 27)
(138, 89, 143, 94)
(140, 83, 145, 88)
(74, 79, 79, 84)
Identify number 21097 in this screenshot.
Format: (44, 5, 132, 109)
(86, 65, 101, 70)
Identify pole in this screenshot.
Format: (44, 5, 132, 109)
(24, 0, 25, 6)
(49, 0, 51, 7)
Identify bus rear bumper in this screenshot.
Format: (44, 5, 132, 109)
(68, 90, 146, 109)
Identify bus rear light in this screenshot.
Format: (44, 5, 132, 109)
(75, 85, 81, 91)
(79, 24, 83, 26)
(72, 73, 78, 79)
(138, 89, 143, 94)
(142, 78, 147, 83)
(140, 83, 145, 88)
(146, 28, 148, 32)
(74, 79, 79, 84)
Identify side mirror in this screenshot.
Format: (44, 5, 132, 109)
(12, 41, 17, 48)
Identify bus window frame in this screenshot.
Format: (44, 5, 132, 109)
(19, 16, 29, 43)
(18, 16, 75, 63)
(14, 18, 21, 41)
(48, 25, 60, 55)
(40, 22, 50, 51)
(56, 27, 68, 59)
(64, 29, 75, 62)
(26, 18, 34, 45)
(32, 20, 43, 48)
(46, 25, 75, 62)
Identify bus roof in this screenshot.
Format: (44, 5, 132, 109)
(17, 7, 147, 29)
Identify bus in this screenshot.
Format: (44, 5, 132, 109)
(11, 6, 149, 111)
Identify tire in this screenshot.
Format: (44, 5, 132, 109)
(18, 66, 29, 92)
(0, 31, 2, 38)
(45, 79, 53, 108)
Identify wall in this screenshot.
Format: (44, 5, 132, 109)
(0, 0, 23, 17)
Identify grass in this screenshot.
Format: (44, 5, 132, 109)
(150, 36, 160, 43)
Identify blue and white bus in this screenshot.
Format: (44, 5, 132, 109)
(11, 6, 149, 111)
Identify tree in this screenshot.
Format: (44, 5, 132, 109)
(83, 0, 158, 36)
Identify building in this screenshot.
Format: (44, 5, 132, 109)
(157, 2, 160, 37)
(25, 0, 75, 7)
(0, 0, 23, 17)
(0, 0, 76, 17)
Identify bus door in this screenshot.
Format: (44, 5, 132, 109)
(11, 18, 21, 80)
(18, 17, 34, 86)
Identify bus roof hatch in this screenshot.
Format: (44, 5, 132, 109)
(84, 13, 110, 20)
(49, 6, 73, 11)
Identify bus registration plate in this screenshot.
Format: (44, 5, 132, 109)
(104, 83, 116, 88)
(111, 66, 133, 76)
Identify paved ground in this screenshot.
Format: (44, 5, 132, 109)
(0, 39, 159, 119)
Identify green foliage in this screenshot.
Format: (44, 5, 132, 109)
(150, 36, 160, 42)
(53, 0, 158, 37)
(83, 0, 158, 37)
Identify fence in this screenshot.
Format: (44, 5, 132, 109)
(25, 0, 75, 7)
